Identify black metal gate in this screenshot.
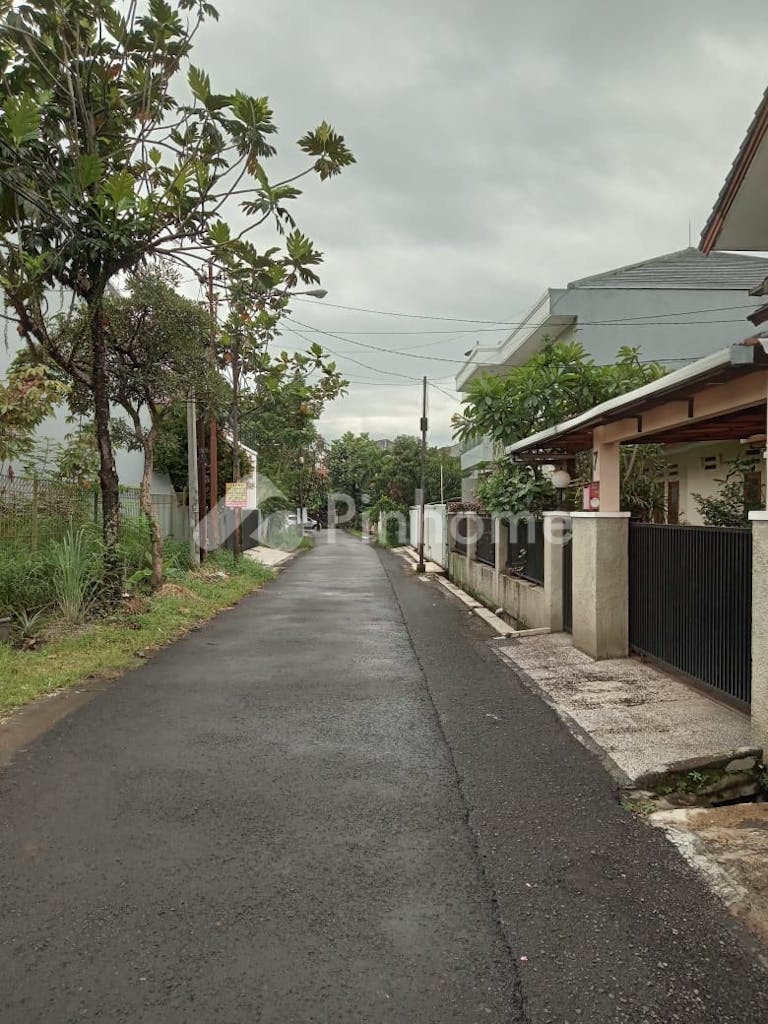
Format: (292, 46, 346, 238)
(628, 523, 752, 707)
(562, 535, 572, 633)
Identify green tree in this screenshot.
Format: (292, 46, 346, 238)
(326, 433, 384, 527)
(374, 436, 461, 506)
(455, 342, 667, 517)
(59, 267, 216, 584)
(0, 0, 353, 596)
(0, 360, 68, 472)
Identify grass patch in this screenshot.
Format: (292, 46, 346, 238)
(0, 555, 274, 716)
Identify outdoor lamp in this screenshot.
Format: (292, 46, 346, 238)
(551, 468, 571, 511)
(551, 469, 571, 490)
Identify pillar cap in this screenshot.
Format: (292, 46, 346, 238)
(542, 510, 572, 518)
(748, 510, 768, 521)
(571, 511, 632, 518)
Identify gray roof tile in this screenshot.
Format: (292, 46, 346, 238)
(568, 247, 768, 290)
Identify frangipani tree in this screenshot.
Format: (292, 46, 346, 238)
(0, 0, 353, 596)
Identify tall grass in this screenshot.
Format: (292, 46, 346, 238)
(49, 528, 102, 623)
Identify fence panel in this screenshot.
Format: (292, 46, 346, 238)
(475, 516, 495, 566)
(507, 519, 545, 585)
(0, 476, 188, 549)
(453, 514, 467, 555)
(628, 523, 752, 707)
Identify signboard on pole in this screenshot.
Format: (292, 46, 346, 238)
(225, 481, 248, 509)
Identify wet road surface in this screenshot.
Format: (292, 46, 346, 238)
(0, 531, 766, 1022)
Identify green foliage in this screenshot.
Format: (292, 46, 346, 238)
(692, 454, 763, 528)
(476, 464, 555, 516)
(49, 529, 102, 623)
(325, 433, 462, 525)
(0, 361, 69, 468)
(619, 446, 668, 522)
(0, 0, 353, 588)
(454, 342, 665, 447)
(455, 343, 667, 517)
(56, 423, 100, 487)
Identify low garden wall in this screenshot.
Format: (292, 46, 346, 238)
(448, 550, 548, 630)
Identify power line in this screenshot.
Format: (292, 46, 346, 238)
(292, 295, 762, 327)
(281, 323, 425, 382)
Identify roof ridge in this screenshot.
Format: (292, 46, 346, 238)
(568, 247, 768, 289)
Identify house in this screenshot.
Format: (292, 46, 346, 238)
(456, 247, 768, 519)
(441, 340, 768, 742)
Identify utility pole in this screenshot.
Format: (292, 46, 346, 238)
(186, 389, 201, 567)
(230, 328, 242, 559)
(297, 453, 305, 538)
(207, 260, 219, 550)
(417, 375, 427, 573)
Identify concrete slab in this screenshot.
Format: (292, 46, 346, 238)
(243, 545, 294, 569)
(391, 546, 444, 575)
(494, 632, 751, 782)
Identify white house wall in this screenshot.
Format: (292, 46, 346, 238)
(665, 441, 764, 526)
(555, 287, 759, 367)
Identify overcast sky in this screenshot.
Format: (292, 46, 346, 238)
(194, 0, 768, 446)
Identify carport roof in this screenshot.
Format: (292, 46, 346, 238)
(505, 340, 768, 457)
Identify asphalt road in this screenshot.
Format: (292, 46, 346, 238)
(0, 532, 766, 1023)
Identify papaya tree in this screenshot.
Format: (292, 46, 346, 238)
(0, 0, 353, 598)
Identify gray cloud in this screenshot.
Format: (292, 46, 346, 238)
(192, 0, 768, 445)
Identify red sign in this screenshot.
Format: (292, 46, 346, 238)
(582, 481, 600, 511)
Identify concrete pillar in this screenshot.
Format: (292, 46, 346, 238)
(592, 437, 621, 513)
(543, 511, 571, 632)
(570, 512, 630, 659)
(749, 512, 768, 751)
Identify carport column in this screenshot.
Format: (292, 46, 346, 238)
(570, 512, 630, 659)
(543, 511, 571, 632)
(749, 511, 768, 751)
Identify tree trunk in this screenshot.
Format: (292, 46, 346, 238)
(140, 426, 163, 589)
(89, 296, 121, 603)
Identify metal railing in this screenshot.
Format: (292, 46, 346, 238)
(475, 516, 495, 566)
(506, 519, 545, 585)
(453, 514, 467, 555)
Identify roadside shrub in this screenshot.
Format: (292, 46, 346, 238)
(163, 537, 192, 574)
(0, 544, 57, 616)
(117, 515, 152, 580)
(49, 528, 102, 623)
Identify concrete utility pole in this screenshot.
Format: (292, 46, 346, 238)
(186, 390, 201, 567)
(417, 375, 427, 573)
(207, 260, 219, 550)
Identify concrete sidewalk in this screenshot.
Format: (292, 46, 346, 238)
(493, 631, 752, 783)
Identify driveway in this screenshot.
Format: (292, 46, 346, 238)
(0, 531, 766, 1022)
